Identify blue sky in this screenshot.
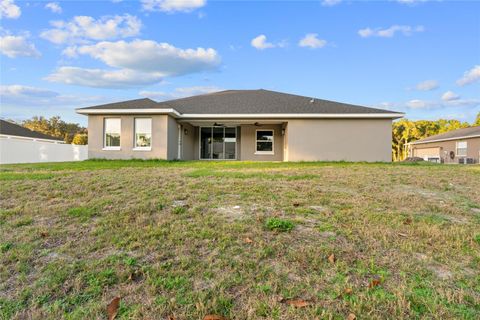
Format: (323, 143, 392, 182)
(1, 0, 479, 126)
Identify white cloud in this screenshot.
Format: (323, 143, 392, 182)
(48, 40, 220, 88)
(298, 33, 327, 49)
(44, 67, 165, 89)
(321, 0, 342, 6)
(405, 98, 479, 109)
(0, 84, 105, 106)
(441, 91, 460, 102)
(0, 0, 20, 19)
(40, 14, 142, 44)
(64, 40, 220, 76)
(45, 2, 62, 14)
(251, 35, 274, 50)
(250, 34, 287, 50)
(406, 99, 431, 109)
(142, 0, 206, 13)
(415, 79, 438, 91)
(139, 86, 222, 100)
(358, 25, 424, 38)
(456, 65, 480, 86)
(0, 32, 40, 58)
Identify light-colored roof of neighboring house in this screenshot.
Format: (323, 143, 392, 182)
(411, 126, 480, 144)
(77, 89, 404, 119)
(0, 119, 64, 141)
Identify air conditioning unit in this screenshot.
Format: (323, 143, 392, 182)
(458, 158, 466, 164)
(466, 158, 475, 164)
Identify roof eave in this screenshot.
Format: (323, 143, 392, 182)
(76, 109, 404, 119)
(76, 108, 182, 118)
(179, 113, 404, 119)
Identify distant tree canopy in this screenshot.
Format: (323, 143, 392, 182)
(475, 112, 480, 126)
(392, 112, 479, 161)
(22, 116, 87, 144)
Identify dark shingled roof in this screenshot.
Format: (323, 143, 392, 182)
(79, 98, 159, 110)
(78, 90, 401, 115)
(0, 119, 64, 141)
(412, 126, 480, 144)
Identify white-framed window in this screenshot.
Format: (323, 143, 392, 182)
(456, 141, 467, 157)
(255, 129, 274, 155)
(134, 118, 152, 150)
(104, 118, 121, 150)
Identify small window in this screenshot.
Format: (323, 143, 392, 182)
(256, 130, 274, 154)
(134, 118, 152, 149)
(104, 118, 121, 149)
(456, 141, 467, 157)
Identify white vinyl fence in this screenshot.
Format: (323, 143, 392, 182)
(0, 137, 88, 164)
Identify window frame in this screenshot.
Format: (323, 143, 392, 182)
(255, 129, 274, 155)
(103, 117, 121, 150)
(456, 141, 467, 157)
(198, 126, 237, 160)
(133, 117, 152, 151)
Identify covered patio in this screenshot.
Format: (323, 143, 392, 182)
(177, 120, 287, 161)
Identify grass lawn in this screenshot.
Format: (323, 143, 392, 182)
(1, 160, 479, 319)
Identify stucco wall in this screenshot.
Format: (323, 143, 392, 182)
(286, 119, 392, 162)
(87, 115, 170, 159)
(167, 116, 179, 160)
(181, 123, 195, 160)
(412, 137, 480, 163)
(239, 124, 284, 161)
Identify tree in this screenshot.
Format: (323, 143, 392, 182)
(474, 112, 480, 126)
(72, 133, 88, 145)
(22, 116, 86, 144)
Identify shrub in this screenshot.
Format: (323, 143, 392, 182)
(72, 133, 88, 145)
(265, 217, 294, 232)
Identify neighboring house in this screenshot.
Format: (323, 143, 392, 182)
(76, 89, 403, 162)
(0, 119, 64, 143)
(0, 119, 88, 164)
(409, 126, 480, 164)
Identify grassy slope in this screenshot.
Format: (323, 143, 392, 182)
(0, 160, 479, 319)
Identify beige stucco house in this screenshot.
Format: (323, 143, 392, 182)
(409, 126, 480, 164)
(76, 89, 403, 162)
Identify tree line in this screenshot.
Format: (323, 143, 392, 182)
(392, 112, 480, 161)
(20, 116, 88, 145)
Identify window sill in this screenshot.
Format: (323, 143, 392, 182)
(103, 147, 121, 151)
(255, 152, 274, 155)
(133, 147, 152, 151)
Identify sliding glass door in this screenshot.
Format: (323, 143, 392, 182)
(200, 127, 237, 160)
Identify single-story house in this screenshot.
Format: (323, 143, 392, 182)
(0, 119, 64, 143)
(409, 126, 480, 164)
(76, 89, 403, 162)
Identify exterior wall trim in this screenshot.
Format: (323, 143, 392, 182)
(77, 108, 181, 117)
(77, 108, 403, 119)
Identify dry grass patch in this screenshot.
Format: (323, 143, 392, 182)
(0, 160, 479, 319)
